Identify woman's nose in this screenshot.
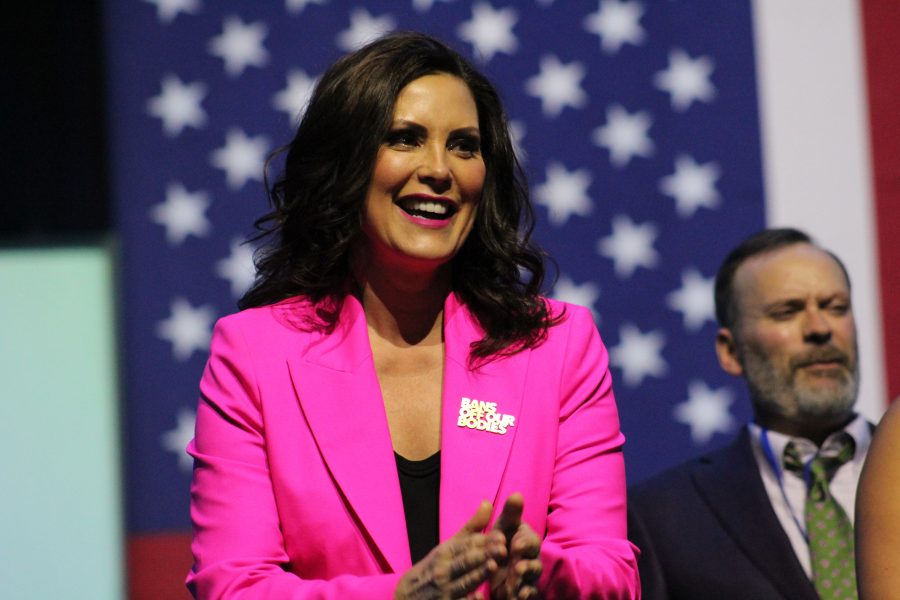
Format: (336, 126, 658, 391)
(417, 145, 451, 189)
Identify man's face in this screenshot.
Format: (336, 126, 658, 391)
(721, 243, 859, 430)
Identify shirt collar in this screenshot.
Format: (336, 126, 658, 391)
(748, 412, 871, 472)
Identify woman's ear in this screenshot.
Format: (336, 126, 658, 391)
(715, 328, 743, 376)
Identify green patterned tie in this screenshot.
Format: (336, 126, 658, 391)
(784, 434, 857, 600)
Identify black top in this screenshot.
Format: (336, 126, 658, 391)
(395, 450, 440, 564)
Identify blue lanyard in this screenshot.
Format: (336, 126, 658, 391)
(759, 428, 809, 543)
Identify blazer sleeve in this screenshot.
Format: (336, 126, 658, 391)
(186, 316, 401, 599)
(537, 305, 641, 599)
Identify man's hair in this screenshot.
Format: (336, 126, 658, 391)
(714, 228, 851, 329)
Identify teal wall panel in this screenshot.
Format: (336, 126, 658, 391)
(0, 245, 123, 599)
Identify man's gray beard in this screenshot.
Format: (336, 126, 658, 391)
(740, 343, 859, 422)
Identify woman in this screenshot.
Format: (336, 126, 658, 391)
(187, 32, 639, 599)
(856, 400, 900, 598)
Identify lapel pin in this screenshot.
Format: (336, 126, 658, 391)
(456, 396, 516, 435)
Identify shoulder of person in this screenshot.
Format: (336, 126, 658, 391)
(875, 401, 900, 433)
(216, 294, 322, 339)
(541, 296, 592, 327)
(628, 434, 746, 506)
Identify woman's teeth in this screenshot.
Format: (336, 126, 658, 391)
(401, 199, 453, 219)
(409, 200, 448, 215)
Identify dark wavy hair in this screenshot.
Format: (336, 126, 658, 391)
(240, 32, 558, 360)
(714, 227, 851, 329)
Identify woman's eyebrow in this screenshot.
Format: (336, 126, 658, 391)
(389, 119, 426, 131)
(449, 126, 481, 138)
(389, 120, 480, 138)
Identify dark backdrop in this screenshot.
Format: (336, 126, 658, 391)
(2, 1, 108, 239)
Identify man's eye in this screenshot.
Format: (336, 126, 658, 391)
(770, 307, 798, 320)
(828, 304, 849, 315)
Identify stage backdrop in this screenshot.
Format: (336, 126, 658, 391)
(104, 0, 897, 597)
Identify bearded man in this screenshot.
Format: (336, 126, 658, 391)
(628, 228, 871, 600)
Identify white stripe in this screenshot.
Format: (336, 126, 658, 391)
(752, 0, 886, 421)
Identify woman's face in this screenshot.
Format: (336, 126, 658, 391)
(361, 73, 485, 273)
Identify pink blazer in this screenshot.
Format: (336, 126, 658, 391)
(187, 293, 640, 598)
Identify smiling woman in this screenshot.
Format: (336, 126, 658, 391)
(360, 74, 484, 272)
(240, 32, 549, 360)
(186, 31, 639, 599)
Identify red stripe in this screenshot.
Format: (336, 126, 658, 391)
(127, 532, 193, 600)
(860, 0, 900, 404)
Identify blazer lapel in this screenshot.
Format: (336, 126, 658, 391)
(691, 430, 818, 599)
(438, 294, 529, 539)
(286, 296, 410, 573)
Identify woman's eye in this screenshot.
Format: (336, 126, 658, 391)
(385, 131, 418, 147)
(450, 137, 481, 157)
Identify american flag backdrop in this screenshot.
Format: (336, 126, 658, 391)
(104, 0, 898, 597)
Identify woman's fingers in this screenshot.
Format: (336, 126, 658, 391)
(513, 556, 543, 584)
(398, 497, 541, 599)
(437, 537, 498, 598)
(510, 523, 541, 560)
(487, 505, 544, 600)
(494, 554, 542, 600)
(446, 560, 492, 598)
(432, 537, 493, 581)
(458, 500, 493, 535)
(454, 500, 506, 563)
(397, 541, 492, 599)
(397, 501, 503, 599)
(493, 493, 524, 542)
(511, 523, 543, 589)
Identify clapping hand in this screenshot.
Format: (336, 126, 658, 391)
(395, 494, 543, 599)
(395, 501, 507, 599)
(490, 493, 543, 600)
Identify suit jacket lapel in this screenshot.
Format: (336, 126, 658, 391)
(691, 430, 818, 599)
(438, 294, 529, 540)
(286, 296, 410, 573)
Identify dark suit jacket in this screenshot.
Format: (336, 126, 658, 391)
(628, 429, 819, 600)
